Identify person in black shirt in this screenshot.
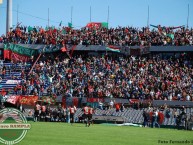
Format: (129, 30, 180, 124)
(143, 110, 149, 127)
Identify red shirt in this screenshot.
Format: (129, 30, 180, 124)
(83, 106, 89, 115)
(88, 108, 94, 115)
(115, 104, 120, 110)
(70, 107, 75, 114)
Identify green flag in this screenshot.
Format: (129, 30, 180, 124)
(62, 29, 66, 34)
(167, 34, 174, 40)
(150, 24, 158, 28)
(68, 22, 72, 28)
(51, 26, 55, 30)
(101, 22, 108, 28)
(59, 21, 62, 26)
(28, 26, 33, 32)
(45, 26, 49, 31)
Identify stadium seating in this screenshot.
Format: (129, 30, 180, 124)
(0, 62, 53, 96)
(0, 62, 31, 94)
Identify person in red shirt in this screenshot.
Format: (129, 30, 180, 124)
(88, 106, 94, 127)
(115, 103, 120, 112)
(82, 105, 89, 127)
(69, 105, 76, 125)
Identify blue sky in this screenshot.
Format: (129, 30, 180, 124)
(0, 0, 193, 35)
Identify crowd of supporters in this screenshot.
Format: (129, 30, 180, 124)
(1, 53, 192, 101)
(0, 25, 193, 46)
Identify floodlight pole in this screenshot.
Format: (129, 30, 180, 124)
(147, 5, 149, 28)
(17, 4, 19, 25)
(187, 4, 189, 28)
(6, 0, 12, 34)
(71, 6, 73, 24)
(107, 6, 109, 24)
(90, 6, 92, 22)
(48, 8, 50, 27)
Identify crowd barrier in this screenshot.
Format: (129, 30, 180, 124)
(92, 115, 125, 124)
(153, 100, 193, 107)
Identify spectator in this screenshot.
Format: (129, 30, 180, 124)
(143, 110, 149, 127)
(98, 101, 103, 110)
(164, 108, 171, 125)
(66, 106, 70, 123)
(120, 103, 124, 112)
(109, 100, 114, 109)
(115, 103, 120, 112)
(152, 109, 160, 128)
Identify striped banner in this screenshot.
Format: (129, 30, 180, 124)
(106, 45, 120, 53)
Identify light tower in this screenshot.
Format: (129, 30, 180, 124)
(6, 0, 12, 33)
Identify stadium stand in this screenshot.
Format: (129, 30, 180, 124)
(0, 25, 193, 130)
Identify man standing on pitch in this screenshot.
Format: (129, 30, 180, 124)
(88, 106, 94, 127)
(34, 102, 41, 122)
(83, 105, 89, 127)
(69, 105, 76, 125)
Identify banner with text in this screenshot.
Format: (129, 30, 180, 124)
(6, 80, 21, 84)
(19, 95, 38, 105)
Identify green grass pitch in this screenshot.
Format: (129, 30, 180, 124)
(17, 122, 193, 145)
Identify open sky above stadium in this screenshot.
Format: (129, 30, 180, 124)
(0, 0, 193, 35)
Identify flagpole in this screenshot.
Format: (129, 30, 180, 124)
(106, 6, 109, 55)
(147, 5, 149, 28)
(17, 4, 19, 26)
(48, 8, 50, 27)
(71, 6, 73, 24)
(90, 6, 91, 22)
(107, 6, 109, 24)
(187, 4, 189, 28)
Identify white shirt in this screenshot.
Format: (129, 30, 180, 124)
(186, 95, 190, 101)
(99, 102, 103, 107)
(150, 91, 154, 97)
(110, 101, 114, 106)
(48, 76, 54, 83)
(155, 111, 158, 116)
(168, 95, 172, 101)
(40, 62, 44, 66)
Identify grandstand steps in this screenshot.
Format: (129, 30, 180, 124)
(0, 62, 31, 94)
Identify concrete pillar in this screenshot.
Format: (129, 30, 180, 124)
(6, 0, 12, 34)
